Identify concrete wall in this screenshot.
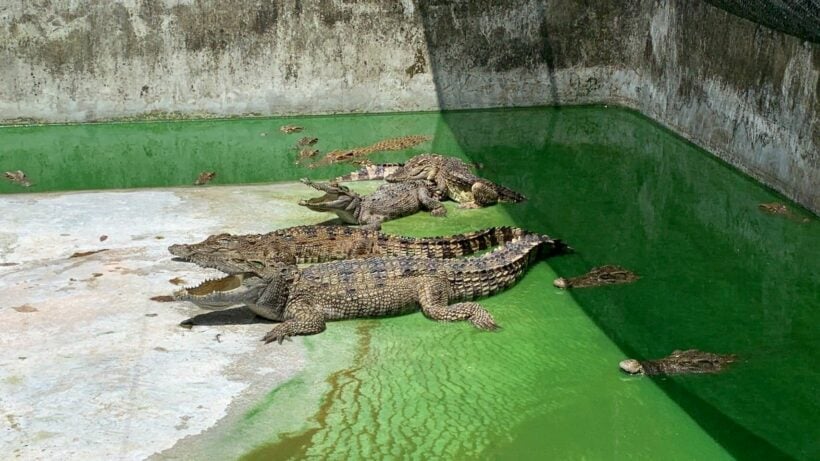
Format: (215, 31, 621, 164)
(0, 0, 817, 212)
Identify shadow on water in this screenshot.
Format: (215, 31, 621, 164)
(417, 3, 816, 459)
(416, 104, 816, 460)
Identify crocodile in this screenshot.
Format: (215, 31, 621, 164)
(3, 170, 33, 187)
(308, 135, 431, 168)
(334, 154, 525, 208)
(758, 202, 810, 223)
(553, 265, 639, 289)
(298, 178, 445, 229)
(619, 349, 737, 376)
(168, 225, 533, 274)
(172, 232, 569, 343)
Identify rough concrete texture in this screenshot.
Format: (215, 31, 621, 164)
(0, 183, 341, 460)
(0, 0, 817, 212)
(0, 0, 436, 121)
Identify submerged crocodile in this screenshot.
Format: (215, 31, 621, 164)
(619, 349, 737, 376)
(336, 154, 526, 208)
(173, 232, 568, 343)
(553, 265, 639, 289)
(308, 135, 431, 168)
(169, 225, 532, 272)
(298, 178, 445, 229)
(758, 202, 810, 223)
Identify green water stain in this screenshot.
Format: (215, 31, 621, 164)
(3, 106, 816, 460)
(0, 112, 440, 193)
(243, 378, 305, 421)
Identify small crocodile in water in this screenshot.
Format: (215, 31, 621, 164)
(173, 233, 569, 343)
(336, 154, 526, 208)
(298, 178, 445, 229)
(309, 135, 431, 168)
(168, 225, 533, 273)
(758, 202, 810, 223)
(553, 265, 639, 289)
(619, 349, 737, 376)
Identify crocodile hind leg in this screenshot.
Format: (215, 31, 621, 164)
(417, 277, 498, 330)
(262, 303, 326, 344)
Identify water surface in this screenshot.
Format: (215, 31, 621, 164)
(2, 107, 816, 460)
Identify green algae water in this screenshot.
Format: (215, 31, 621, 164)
(2, 107, 817, 460)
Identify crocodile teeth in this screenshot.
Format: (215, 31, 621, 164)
(179, 274, 243, 296)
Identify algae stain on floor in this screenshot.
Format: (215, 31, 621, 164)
(242, 321, 378, 461)
(225, 203, 730, 460)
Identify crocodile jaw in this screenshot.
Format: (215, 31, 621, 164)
(173, 273, 267, 309)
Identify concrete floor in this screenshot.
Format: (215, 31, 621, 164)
(0, 183, 337, 460)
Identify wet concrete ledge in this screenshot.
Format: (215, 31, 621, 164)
(0, 1, 816, 210)
(0, 184, 337, 460)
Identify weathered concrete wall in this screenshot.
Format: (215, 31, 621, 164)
(418, 0, 819, 213)
(0, 0, 817, 212)
(0, 0, 437, 121)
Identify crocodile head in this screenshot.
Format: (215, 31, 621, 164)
(385, 154, 441, 182)
(619, 359, 644, 374)
(298, 178, 361, 223)
(169, 234, 296, 274)
(173, 272, 269, 309)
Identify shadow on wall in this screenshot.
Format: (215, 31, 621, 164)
(417, 2, 813, 460)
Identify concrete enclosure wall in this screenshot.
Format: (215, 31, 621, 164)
(0, 0, 817, 213)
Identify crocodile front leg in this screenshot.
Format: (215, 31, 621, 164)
(417, 186, 447, 217)
(262, 302, 326, 344)
(417, 277, 499, 330)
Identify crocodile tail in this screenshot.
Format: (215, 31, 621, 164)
(450, 233, 568, 299)
(381, 226, 531, 259)
(334, 163, 405, 182)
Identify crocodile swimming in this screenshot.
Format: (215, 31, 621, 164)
(168, 225, 533, 273)
(298, 178, 445, 229)
(173, 233, 569, 343)
(619, 349, 737, 376)
(335, 154, 526, 208)
(553, 265, 639, 289)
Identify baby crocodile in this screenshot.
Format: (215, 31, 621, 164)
(553, 265, 638, 289)
(758, 202, 810, 223)
(298, 178, 445, 229)
(169, 225, 532, 273)
(173, 232, 569, 343)
(619, 349, 737, 376)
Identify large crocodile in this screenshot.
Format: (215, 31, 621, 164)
(168, 225, 532, 273)
(619, 349, 737, 376)
(173, 233, 569, 343)
(336, 154, 526, 208)
(298, 178, 445, 229)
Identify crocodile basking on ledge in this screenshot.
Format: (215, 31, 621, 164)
(173, 233, 569, 343)
(169, 225, 532, 273)
(619, 349, 737, 376)
(298, 178, 445, 229)
(336, 154, 526, 208)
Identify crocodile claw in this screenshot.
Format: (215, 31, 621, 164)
(262, 328, 293, 344)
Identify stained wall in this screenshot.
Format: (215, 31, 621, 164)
(0, 0, 816, 212)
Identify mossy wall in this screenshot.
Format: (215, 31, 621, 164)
(0, 0, 816, 212)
